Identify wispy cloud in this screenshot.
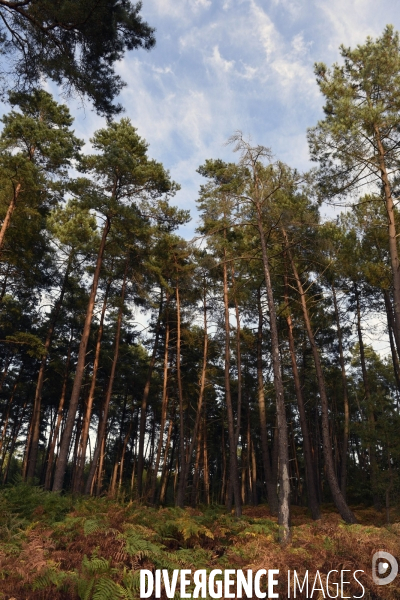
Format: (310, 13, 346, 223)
(104, 0, 400, 237)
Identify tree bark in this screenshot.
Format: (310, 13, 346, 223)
(150, 303, 170, 503)
(73, 280, 111, 493)
(374, 128, 400, 346)
(43, 335, 72, 490)
(175, 280, 187, 508)
(256, 210, 290, 541)
(256, 287, 278, 515)
(158, 415, 174, 505)
(52, 216, 111, 491)
(383, 289, 400, 392)
(26, 260, 71, 480)
(284, 273, 320, 519)
(84, 263, 128, 495)
(0, 183, 21, 253)
(176, 282, 208, 506)
(331, 285, 350, 499)
(355, 285, 379, 508)
(222, 246, 241, 517)
(136, 292, 163, 498)
(283, 228, 356, 524)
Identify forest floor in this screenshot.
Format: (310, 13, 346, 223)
(0, 483, 399, 599)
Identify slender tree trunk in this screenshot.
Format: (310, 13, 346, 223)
(158, 416, 174, 505)
(256, 209, 290, 541)
(53, 216, 111, 491)
(44, 337, 72, 490)
(231, 265, 242, 446)
(203, 410, 210, 505)
(191, 418, 202, 507)
(2, 400, 27, 483)
(0, 183, 21, 253)
(150, 303, 170, 503)
(355, 285, 379, 508)
(176, 284, 208, 505)
(331, 285, 350, 499)
(0, 355, 14, 435)
(374, 130, 400, 345)
(0, 375, 20, 460)
(222, 246, 241, 517)
(118, 419, 133, 497)
(284, 274, 320, 519)
(136, 292, 163, 498)
(220, 413, 227, 505)
(175, 281, 187, 508)
(73, 280, 111, 493)
(0, 263, 10, 301)
(256, 287, 278, 515)
(95, 436, 106, 496)
(251, 438, 258, 506)
(283, 228, 356, 524)
(84, 264, 127, 495)
(383, 289, 400, 391)
(26, 262, 71, 481)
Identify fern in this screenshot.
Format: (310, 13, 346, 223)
(77, 576, 95, 600)
(121, 527, 164, 560)
(84, 518, 106, 536)
(82, 554, 111, 575)
(93, 577, 124, 600)
(32, 567, 67, 590)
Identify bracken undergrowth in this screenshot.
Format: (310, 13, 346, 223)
(0, 482, 399, 599)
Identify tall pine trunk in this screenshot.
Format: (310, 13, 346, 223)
(176, 284, 208, 505)
(136, 292, 163, 498)
(175, 281, 187, 508)
(256, 287, 278, 515)
(222, 246, 241, 517)
(256, 209, 290, 542)
(53, 216, 111, 491)
(283, 228, 356, 524)
(25, 261, 71, 480)
(84, 264, 128, 494)
(284, 273, 320, 519)
(331, 285, 350, 498)
(150, 302, 170, 503)
(355, 285, 379, 508)
(73, 280, 111, 493)
(0, 183, 21, 253)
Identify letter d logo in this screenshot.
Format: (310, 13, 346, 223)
(372, 551, 398, 585)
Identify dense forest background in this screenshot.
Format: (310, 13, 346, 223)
(0, 0, 399, 556)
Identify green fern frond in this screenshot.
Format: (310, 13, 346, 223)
(121, 529, 164, 560)
(84, 518, 106, 536)
(77, 576, 95, 600)
(32, 567, 67, 590)
(93, 577, 124, 600)
(82, 554, 111, 575)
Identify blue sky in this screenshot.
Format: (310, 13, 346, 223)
(69, 0, 400, 238)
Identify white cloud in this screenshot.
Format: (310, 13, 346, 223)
(191, 0, 211, 9)
(316, 0, 382, 52)
(152, 65, 173, 74)
(208, 46, 235, 72)
(270, 0, 302, 18)
(249, 0, 278, 59)
(291, 33, 312, 57)
(237, 63, 258, 80)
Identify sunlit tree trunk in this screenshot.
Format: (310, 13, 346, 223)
(53, 216, 111, 492)
(84, 263, 128, 494)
